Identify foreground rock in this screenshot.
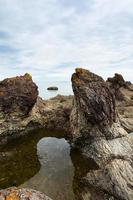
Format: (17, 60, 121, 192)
(107, 74, 133, 133)
(0, 187, 52, 200)
(70, 68, 133, 200)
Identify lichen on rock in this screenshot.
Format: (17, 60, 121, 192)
(0, 187, 52, 200)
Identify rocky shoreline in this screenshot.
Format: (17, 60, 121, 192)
(0, 68, 132, 200)
(0, 73, 73, 145)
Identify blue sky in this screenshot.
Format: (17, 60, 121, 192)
(0, 0, 133, 86)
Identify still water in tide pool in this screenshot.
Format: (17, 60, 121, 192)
(0, 129, 98, 200)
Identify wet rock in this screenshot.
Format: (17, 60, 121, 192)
(70, 68, 133, 200)
(0, 187, 52, 200)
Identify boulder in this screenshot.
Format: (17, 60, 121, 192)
(0, 73, 38, 117)
(0, 74, 39, 140)
(70, 68, 133, 200)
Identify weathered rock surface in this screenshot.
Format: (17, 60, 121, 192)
(0, 71, 132, 144)
(0, 90, 73, 144)
(29, 95, 73, 132)
(0, 73, 73, 143)
(0, 74, 39, 142)
(107, 73, 130, 100)
(70, 68, 133, 200)
(107, 74, 133, 133)
(0, 187, 52, 200)
(0, 73, 38, 117)
(70, 68, 117, 141)
(0, 71, 132, 199)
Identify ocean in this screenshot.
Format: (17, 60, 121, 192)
(35, 80, 73, 99)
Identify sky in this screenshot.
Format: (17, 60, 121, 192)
(0, 0, 133, 95)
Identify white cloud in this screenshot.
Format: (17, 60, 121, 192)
(0, 0, 132, 86)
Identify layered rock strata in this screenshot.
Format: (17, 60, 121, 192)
(70, 68, 133, 200)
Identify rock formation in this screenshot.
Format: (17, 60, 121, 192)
(0, 73, 73, 143)
(70, 68, 133, 200)
(0, 71, 132, 144)
(29, 95, 73, 132)
(0, 74, 73, 143)
(0, 187, 52, 200)
(0, 73, 38, 117)
(0, 70, 132, 199)
(107, 74, 133, 133)
(0, 74, 39, 142)
(107, 73, 129, 100)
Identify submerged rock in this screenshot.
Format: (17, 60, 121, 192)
(70, 68, 133, 200)
(0, 187, 52, 200)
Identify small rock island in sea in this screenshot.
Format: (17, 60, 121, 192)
(0, 68, 132, 200)
(47, 86, 58, 90)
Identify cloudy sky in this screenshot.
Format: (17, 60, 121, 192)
(0, 0, 133, 92)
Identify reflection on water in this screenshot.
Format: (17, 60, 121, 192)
(0, 129, 98, 200)
(0, 134, 41, 188)
(21, 137, 75, 200)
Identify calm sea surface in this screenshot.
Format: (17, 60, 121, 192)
(36, 80, 73, 99)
